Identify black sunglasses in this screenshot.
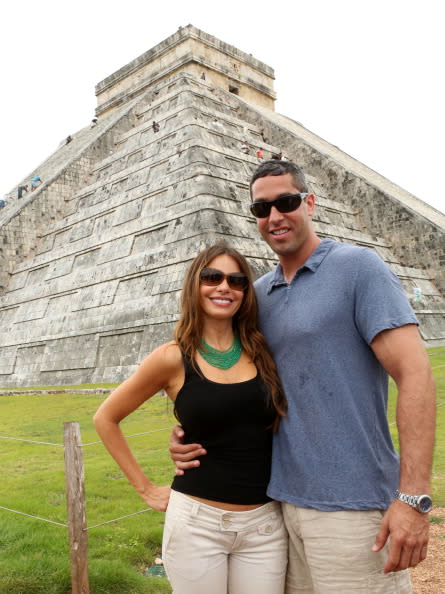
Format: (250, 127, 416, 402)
(249, 193, 308, 218)
(200, 268, 249, 291)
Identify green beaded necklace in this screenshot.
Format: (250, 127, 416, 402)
(198, 334, 242, 369)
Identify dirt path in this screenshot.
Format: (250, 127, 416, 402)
(410, 507, 445, 593)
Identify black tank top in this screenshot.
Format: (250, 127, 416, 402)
(171, 357, 275, 504)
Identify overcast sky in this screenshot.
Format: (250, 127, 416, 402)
(1, 0, 443, 214)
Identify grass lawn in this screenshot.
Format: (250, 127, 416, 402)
(0, 391, 174, 594)
(0, 346, 443, 593)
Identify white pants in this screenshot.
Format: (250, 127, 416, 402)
(162, 490, 288, 594)
(282, 505, 412, 593)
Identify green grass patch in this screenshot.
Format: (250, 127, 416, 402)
(0, 392, 174, 593)
(429, 514, 444, 525)
(0, 347, 443, 592)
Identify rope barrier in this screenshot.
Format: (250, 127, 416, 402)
(0, 426, 173, 532)
(82, 426, 174, 447)
(85, 508, 151, 530)
(0, 435, 64, 446)
(0, 505, 67, 527)
(0, 426, 174, 448)
(0, 503, 155, 532)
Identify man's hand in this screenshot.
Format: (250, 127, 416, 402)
(169, 425, 207, 476)
(373, 500, 429, 573)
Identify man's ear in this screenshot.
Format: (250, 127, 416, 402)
(306, 193, 316, 215)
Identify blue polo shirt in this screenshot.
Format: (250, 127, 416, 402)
(255, 239, 418, 511)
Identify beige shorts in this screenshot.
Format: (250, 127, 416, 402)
(163, 490, 288, 593)
(282, 504, 412, 593)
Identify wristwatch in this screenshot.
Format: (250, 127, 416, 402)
(394, 490, 433, 513)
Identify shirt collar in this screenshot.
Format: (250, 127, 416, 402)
(267, 238, 335, 294)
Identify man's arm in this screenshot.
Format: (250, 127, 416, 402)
(370, 324, 436, 572)
(169, 425, 207, 475)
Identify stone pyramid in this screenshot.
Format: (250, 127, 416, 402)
(1, 25, 444, 388)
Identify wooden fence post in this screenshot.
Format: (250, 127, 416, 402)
(64, 422, 90, 594)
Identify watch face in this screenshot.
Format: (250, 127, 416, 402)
(418, 495, 433, 513)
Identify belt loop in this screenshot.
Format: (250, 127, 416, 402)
(190, 501, 200, 518)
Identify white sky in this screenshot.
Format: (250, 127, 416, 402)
(1, 0, 444, 214)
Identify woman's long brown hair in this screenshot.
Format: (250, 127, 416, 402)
(174, 243, 286, 429)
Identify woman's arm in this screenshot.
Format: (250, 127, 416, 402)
(93, 342, 183, 511)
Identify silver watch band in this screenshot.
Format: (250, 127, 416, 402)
(394, 489, 432, 513)
(395, 491, 419, 507)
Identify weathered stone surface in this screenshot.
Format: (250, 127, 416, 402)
(95, 25, 275, 117)
(0, 25, 443, 387)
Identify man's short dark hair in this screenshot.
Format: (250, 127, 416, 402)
(250, 160, 308, 196)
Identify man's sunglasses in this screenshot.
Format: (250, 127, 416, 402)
(199, 268, 249, 291)
(249, 193, 309, 218)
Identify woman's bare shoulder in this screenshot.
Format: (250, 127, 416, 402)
(142, 341, 183, 372)
(159, 341, 183, 364)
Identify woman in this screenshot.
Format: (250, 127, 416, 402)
(93, 243, 288, 594)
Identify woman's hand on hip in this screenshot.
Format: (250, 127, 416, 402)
(138, 484, 171, 512)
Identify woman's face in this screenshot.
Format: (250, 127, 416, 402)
(198, 254, 246, 323)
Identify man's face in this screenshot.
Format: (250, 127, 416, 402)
(251, 173, 315, 258)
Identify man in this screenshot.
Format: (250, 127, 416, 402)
(171, 160, 436, 593)
(30, 175, 42, 190)
(17, 184, 28, 199)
